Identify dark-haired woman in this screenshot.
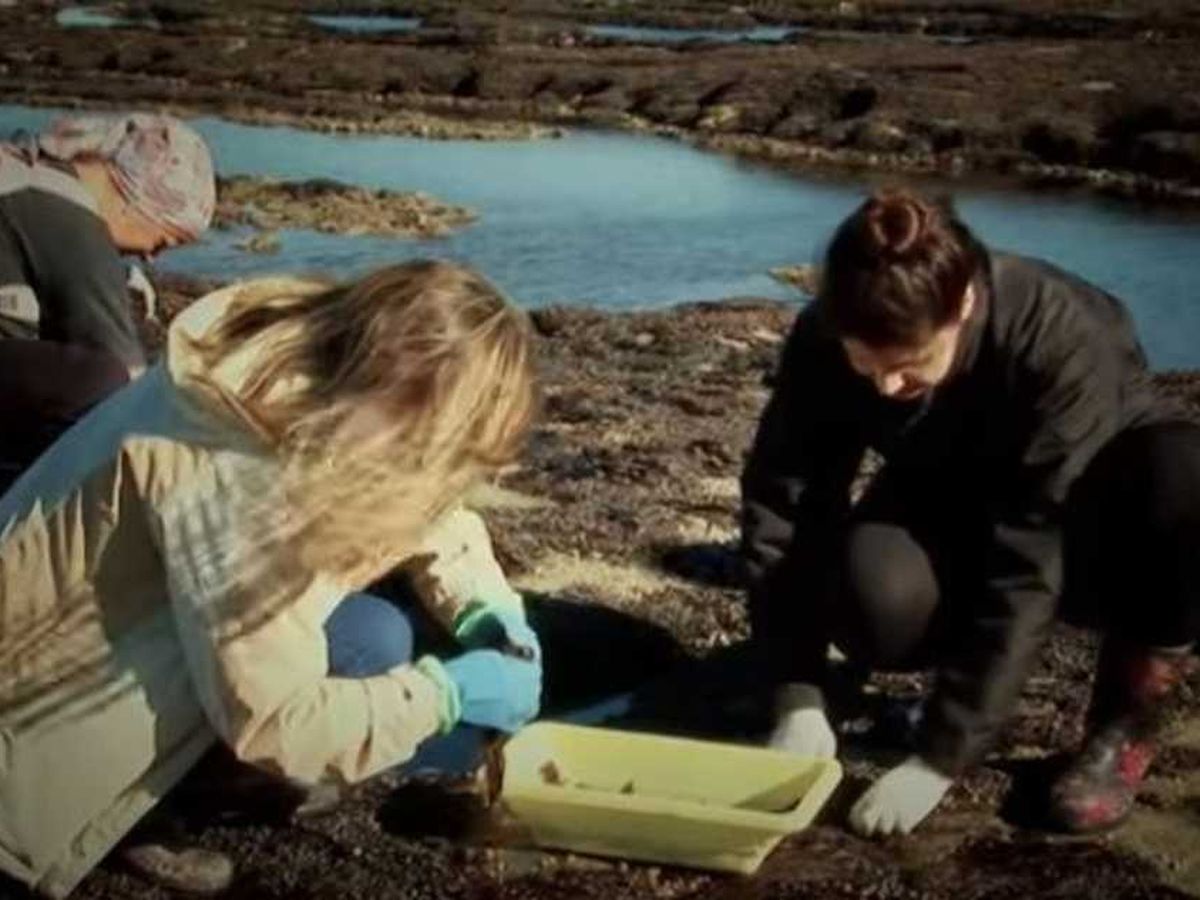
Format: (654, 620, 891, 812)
(741, 188, 1200, 836)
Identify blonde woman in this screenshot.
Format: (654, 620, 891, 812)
(0, 260, 540, 897)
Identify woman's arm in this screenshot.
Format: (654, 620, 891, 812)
(148, 445, 446, 785)
(919, 291, 1126, 776)
(741, 310, 865, 688)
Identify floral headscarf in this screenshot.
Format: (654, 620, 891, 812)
(37, 113, 215, 239)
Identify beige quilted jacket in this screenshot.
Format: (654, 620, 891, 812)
(0, 279, 523, 897)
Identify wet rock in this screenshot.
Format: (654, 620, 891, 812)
(1127, 131, 1200, 181)
(214, 175, 478, 239)
(927, 118, 967, 153)
(838, 83, 879, 120)
(770, 110, 822, 140)
(696, 102, 740, 131)
(12, 0, 1200, 199)
(847, 117, 912, 153)
(233, 229, 281, 254)
(1021, 118, 1098, 166)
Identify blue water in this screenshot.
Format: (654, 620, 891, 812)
(2, 104, 1199, 368)
(308, 15, 423, 34)
(55, 7, 139, 28)
(585, 23, 798, 44)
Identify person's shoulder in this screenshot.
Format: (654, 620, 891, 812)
(7, 184, 119, 263)
(170, 275, 329, 343)
(987, 251, 1109, 340)
(990, 251, 1079, 302)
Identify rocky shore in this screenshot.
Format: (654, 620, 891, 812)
(2, 3, 1200, 898)
(24, 272, 1181, 900)
(214, 175, 478, 243)
(2, 1, 1200, 202)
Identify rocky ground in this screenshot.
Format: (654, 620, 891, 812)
(214, 175, 478, 247)
(3, 274, 1198, 900)
(2, 1, 1200, 201)
(3, 3, 1200, 897)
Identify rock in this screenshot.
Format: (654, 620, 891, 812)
(215, 176, 478, 239)
(1021, 118, 1097, 166)
(770, 111, 822, 140)
(714, 335, 750, 352)
(769, 264, 822, 296)
(234, 230, 281, 253)
(928, 118, 966, 153)
(848, 117, 911, 153)
(697, 103, 740, 131)
(1128, 131, 1200, 181)
(838, 83, 878, 120)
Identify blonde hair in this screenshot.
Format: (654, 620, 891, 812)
(189, 259, 535, 590)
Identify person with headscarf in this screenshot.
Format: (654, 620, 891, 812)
(0, 112, 216, 492)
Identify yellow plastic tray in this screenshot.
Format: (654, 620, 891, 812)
(501, 722, 842, 874)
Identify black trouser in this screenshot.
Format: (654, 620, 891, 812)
(832, 422, 1200, 671)
(0, 339, 129, 495)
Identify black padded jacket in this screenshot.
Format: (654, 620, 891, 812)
(740, 250, 1189, 775)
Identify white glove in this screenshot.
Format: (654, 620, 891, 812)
(849, 755, 952, 837)
(766, 683, 837, 759)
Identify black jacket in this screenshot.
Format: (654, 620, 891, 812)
(740, 250, 1188, 775)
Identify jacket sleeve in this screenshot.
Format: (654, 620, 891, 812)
(30, 196, 146, 373)
(740, 311, 865, 687)
(919, 293, 1125, 775)
(149, 447, 444, 786)
(398, 505, 525, 634)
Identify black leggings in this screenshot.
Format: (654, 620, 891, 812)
(0, 339, 128, 495)
(833, 422, 1200, 669)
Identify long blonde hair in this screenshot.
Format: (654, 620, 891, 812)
(189, 259, 535, 590)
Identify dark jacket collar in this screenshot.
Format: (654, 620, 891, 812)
(944, 246, 994, 382)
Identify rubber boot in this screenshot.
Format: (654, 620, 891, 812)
(1047, 641, 1194, 833)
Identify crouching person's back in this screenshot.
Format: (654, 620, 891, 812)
(0, 261, 540, 896)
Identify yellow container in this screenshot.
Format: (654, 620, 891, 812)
(500, 722, 842, 874)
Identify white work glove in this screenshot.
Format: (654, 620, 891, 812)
(849, 754, 953, 837)
(766, 683, 837, 759)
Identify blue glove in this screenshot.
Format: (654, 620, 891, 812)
(455, 603, 542, 663)
(421, 649, 541, 733)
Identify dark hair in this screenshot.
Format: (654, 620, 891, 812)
(817, 188, 983, 347)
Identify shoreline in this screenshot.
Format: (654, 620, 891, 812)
(6, 4, 1200, 896)
(7, 87, 1200, 209)
(3, 1, 1199, 208)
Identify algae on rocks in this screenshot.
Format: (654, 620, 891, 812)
(215, 175, 478, 240)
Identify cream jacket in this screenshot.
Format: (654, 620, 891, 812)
(0, 279, 524, 897)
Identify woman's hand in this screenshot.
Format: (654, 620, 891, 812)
(767, 683, 838, 759)
(422, 649, 542, 733)
(456, 603, 541, 662)
(849, 755, 952, 837)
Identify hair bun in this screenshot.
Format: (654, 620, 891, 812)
(866, 192, 926, 258)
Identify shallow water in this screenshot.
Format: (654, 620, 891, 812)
(584, 24, 798, 44)
(2, 104, 1199, 368)
(54, 7, 144, 29)
(307, 15, 423, 34)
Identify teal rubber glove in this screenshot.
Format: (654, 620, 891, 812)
(419, 649, 541, 733)
(455, 602, 542, 663)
